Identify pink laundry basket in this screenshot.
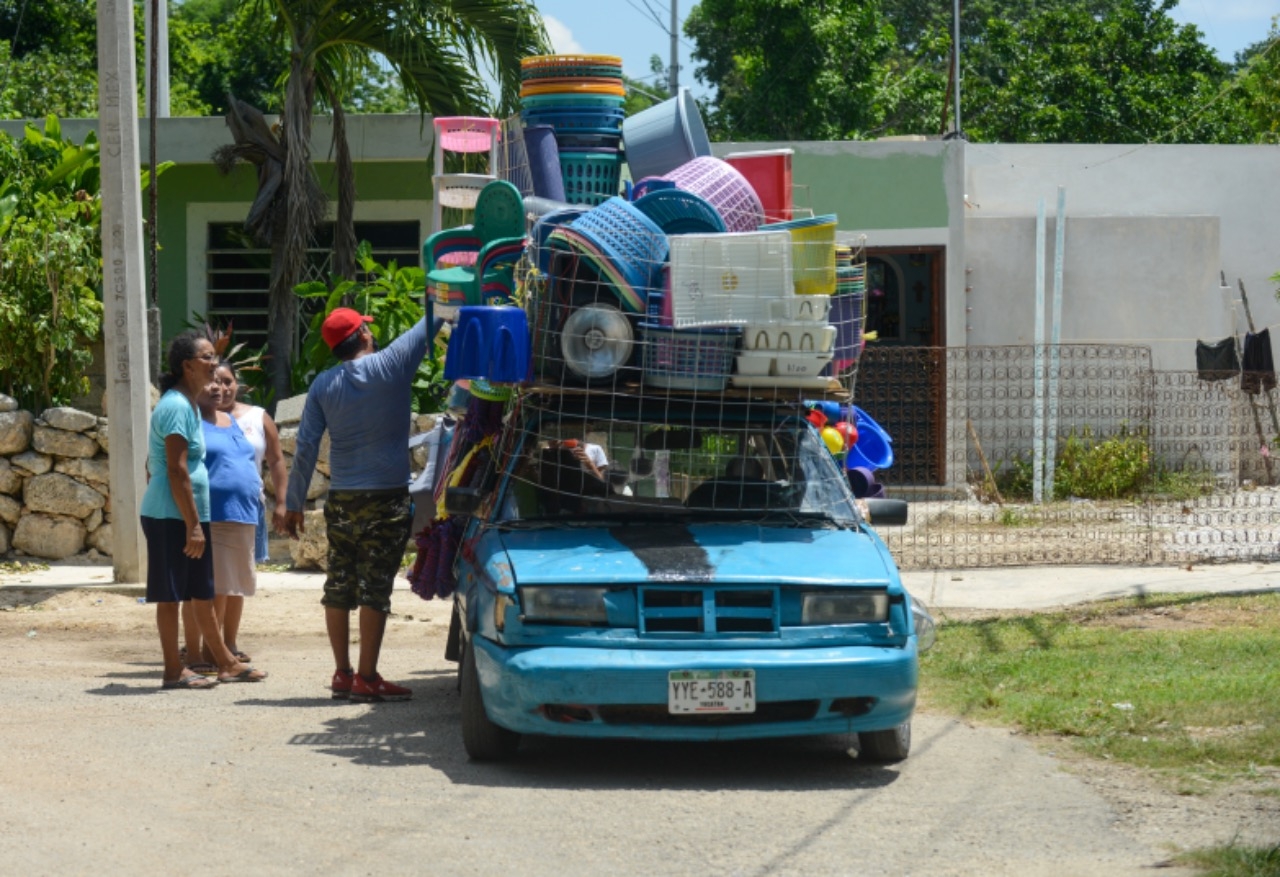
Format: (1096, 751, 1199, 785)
(661, 156, 765, 233)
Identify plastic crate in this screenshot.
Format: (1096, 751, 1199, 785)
(663, 156, 765, 233)
(761, 214, 837, 295)
(666, 230, 794, 328)
(641, 324, 739, 391)
(725, 149, 793, 222)
(559, 149, 623, 206)
(521, 107, 625, 132)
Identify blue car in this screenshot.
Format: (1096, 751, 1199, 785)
(443, 396, 929, 761)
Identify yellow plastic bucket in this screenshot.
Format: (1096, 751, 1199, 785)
(762, 215, 837, 295)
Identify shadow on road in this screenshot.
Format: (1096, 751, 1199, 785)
(257, 674, 915, 793)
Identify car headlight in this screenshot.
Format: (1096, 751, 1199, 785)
(911, 595, 937, 652)
(519, 586, 609, 625)
(801, 590, 889, 624)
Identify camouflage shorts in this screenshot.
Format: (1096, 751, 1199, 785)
(322, 488, 412, 614)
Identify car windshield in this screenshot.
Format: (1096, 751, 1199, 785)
(492, 412, 860, 527)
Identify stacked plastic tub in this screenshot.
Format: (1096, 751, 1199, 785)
(519, 55, 627, 206)
(830, 245, 868, 382)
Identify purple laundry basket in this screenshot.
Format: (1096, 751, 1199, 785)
(661, 156, 765, 233)
(523, 125, 566, 201)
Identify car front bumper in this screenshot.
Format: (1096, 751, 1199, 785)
(471, 636, 918, 741)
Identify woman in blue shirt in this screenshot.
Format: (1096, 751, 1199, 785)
(141, 331, 266, 689)
(194, 361, 264, 666)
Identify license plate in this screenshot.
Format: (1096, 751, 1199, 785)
(668, 669, 756, 714)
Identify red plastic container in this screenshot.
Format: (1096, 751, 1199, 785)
(725, 149, 793, 222)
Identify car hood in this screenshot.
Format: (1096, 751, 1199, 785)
(494, 523, 896, 587)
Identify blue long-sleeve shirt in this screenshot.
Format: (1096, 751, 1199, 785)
(286, 318, 429, 511)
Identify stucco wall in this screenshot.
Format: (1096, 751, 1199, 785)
(965, 144, 1280, 355)
(965, 214, 1222, 369)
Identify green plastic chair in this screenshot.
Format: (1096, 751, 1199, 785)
(425, 180, 527, 311)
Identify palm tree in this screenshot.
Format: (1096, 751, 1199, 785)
(225, 0, 549, 406)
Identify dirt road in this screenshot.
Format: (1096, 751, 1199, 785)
(2, 582, 1275, 877)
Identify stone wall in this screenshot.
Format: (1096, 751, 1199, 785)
(0, 396, 114, 560)
(0, 391, 442, 569)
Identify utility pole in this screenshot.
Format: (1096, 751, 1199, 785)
(669, 0, 679, 95)
(143, 0, 170, 117)
(96, 0, 153, 583)
(951, 0, 963, 137)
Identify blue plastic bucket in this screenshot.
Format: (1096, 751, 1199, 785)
(845, 407, 894, 472)
(523, 125, 565, 201)
(622, 87, 711, 181)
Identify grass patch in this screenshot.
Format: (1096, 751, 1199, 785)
(921, 592, 1280, 789)
(1, 560, 51, 575)
(1174, 839, 1280, 876)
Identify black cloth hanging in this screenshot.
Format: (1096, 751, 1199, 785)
(1240, 328, 1276, 394)
(1195, 337, 1239, 382)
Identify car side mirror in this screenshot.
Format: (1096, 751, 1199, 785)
(863, 498, 908, 526)
(444, 486, 483, 517)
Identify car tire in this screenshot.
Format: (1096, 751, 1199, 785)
(859, 721, 911, 762)
(460, 638, 521, 761)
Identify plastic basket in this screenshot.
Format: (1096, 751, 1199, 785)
(520, 93, 626, 110)
(550, 197, 669, 311)
(666, 230, 794, 328)
(521, 64, 624, 82)
(530, 206, 587, 272)
(828, 287, 866, 372)
(559, 149, 623, 206)
(521, 107, 625, 132)
(622, 87, 712, 181)
(433, 117, 499, 153)
(761, 214, 837, 295)
(641, 323, 739, 391)
(522, 53, 623, 68)
(725, 149, 793, 223)
(632, 188, 726, 235)
(662, 156, 765, 233)
(521, 81, 627, 98)
(434, 173, 494, 210)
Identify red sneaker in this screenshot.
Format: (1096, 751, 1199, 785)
(350, 673, 412, 703)
(330, 668, 354, 700)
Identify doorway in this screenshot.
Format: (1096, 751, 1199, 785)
(851, 247, 947, 486)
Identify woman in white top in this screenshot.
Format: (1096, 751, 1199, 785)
(223, 374, 289, 561)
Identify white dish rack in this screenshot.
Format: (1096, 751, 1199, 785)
(667, 230, 793, 328)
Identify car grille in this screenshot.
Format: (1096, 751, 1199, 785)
(638, 587, 779, 635)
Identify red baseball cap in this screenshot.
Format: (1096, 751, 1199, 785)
(321, 307, 373, 349)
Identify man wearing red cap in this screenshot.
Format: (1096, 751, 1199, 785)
(284, 306, 432, 702)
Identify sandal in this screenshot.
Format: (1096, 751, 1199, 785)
(162, 673, 219, 690)
(185, 662, 219, 676)
(218, 666, 268, 683)
(231, 649, 252, 663)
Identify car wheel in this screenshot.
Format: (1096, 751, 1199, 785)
(859, 721, 911, 762)
(460, 638, 521, 761)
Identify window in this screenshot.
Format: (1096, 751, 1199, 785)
(204, 221, 421, 353)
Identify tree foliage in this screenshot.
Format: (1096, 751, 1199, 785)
(0, 117, 103, 409)
(685, 0, 915, 140)
(961, 0, 1250, 143)
(686, 0, 1261, 144)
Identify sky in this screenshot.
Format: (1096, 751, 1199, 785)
(531, 0, 1280, 101)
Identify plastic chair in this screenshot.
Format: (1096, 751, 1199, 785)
(424, 180, 527, 315)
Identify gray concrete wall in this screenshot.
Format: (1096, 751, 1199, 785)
(965, 214, 1221, 369)
(964, 144, 1280, 361)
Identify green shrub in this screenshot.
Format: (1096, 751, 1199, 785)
(0, 117, 103, 410)
(292, 242, 448, 413)
(990, 425, 1152, 501)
